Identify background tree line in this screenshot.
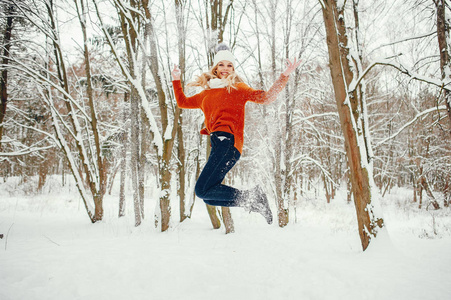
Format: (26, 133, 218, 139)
(0, 0, 449, 250)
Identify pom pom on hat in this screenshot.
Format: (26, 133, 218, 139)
(213, 43, 236, 67)
(215, 43, 230, 52)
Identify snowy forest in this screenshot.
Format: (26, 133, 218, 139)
(1, 0, 451, 299)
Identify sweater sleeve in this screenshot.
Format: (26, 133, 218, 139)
(172, 80, 202, 109)
(245, 74, 290, 105)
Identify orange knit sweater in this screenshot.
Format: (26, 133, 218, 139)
(172, 74, 289, 153)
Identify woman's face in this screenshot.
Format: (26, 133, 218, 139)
(216, 60, 234, 79)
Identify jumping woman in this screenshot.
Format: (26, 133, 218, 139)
(171, 44, 301, 224)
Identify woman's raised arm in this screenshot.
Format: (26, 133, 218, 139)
(172, 65, 202, 109)
(171, 64, 181, 81)
(248, 58, 302, 105)
(282, 58, 302, 77)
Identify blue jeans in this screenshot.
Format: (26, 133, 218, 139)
(195, 131, 242, 207)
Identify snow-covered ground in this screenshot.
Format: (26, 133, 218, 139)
(1, 176, 450, 300)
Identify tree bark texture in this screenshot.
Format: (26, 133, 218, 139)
(434, 0, 451, 133)
(175, 0, 188, 223)
(130, 87, 142, 226)
(221, 206, 234, 234)
(119, 93, 129, 217)
(202, 0, 235, 231)
(206, 204, 222, 229)
(0, 4, 14, 147)
(37, 0, 108, 223)
(143, 3, 180, 231)
(77, 0, 107, 222)
(321, 0, 384, 251)
(204, 137, 222, 229)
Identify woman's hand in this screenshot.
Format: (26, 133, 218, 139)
(171, 64, 181, 81)
(282, 58, 302, 77)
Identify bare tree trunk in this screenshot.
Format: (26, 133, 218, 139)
(269, 0, 277, 81)
(204, 137, 222, 229)
(119, 93, 129, 217)
(274, 144, 288, 227)
(177, 123, 187, 222)
(37, 155, 50, 192)
(210, 0, 234, 43)
(321, 0, 384, 250)
(130, 88, 142, 226)
(175, 0, 188, 223)
(203, 0, 236, 231)
(118, 152, 127, 217)
(113, 2, 143, 226)
(251, 0, 265, 89)
(282, 2, 295, 222)
(444, 175, 450, 207)
(345, 169, 352, 205)
(206, 204, 221, 229)
(420, 176, 440, 209)
(22, 0, 109, 223)
(221, 206, 234, 234)
(190, 149, 201, 216)
(143, 2, 180, 231)
(139, 108, 148, 220)
(419, 179, 423, 209)
(434, 0, 451, 134)
(77, 0, 108, 222)
(413, 178, 418, 204)
(267, 0, 289, 227)
(139, 28, 149, 221)
(0, 4, 14, 148)
(94, 0, 165, 229)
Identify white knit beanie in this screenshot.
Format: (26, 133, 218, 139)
(212, 44, 236, 67)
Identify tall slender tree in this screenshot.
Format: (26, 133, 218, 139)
(320, 0, 384, 250)
(174, 0, 189, 223)
(433, 0, 451, 134)
(0, 2, 15, 149)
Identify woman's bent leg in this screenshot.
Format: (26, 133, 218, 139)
(195, 132, 242, 207)
(195, 131, 273, 224)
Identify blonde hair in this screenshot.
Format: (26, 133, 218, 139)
(187, 64, 244, 93)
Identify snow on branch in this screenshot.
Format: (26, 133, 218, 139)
(337, 0, 346, 10)
(374, 105, 447, 148)
(113, 0, 145, 19)
(92, 0, 163, 156)
(291, 154, 339, 188)
(10, 0, 60, 45)
(0, 122, 56, 157)
(3, 57, 93, 123)
(292, 112, 339, 126)
(370, 31, 436, 55)
(0, 145, 54, 157)
(348, 59, 451, 93)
